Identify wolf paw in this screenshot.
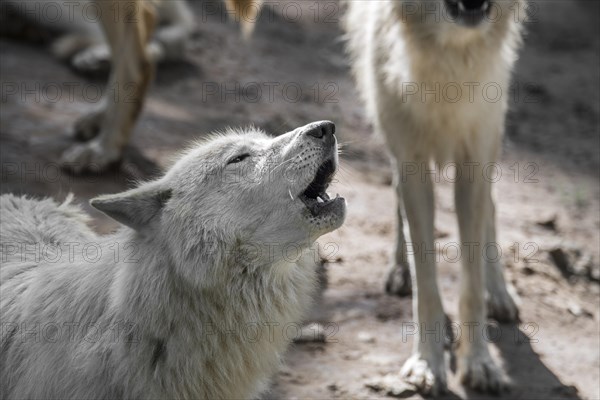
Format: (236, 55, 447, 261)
(60, 139, 121, 174)
(458, 351, 510, 393)
(72, 45, 111, 74)
(73, 108, 105, 142)
(384, 262, 412, 296)
(487, 285, 519, 322)
(401, 353, 447, 396)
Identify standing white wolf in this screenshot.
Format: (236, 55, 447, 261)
(0, 121, 346, 399)
(344, 0, 525, 395)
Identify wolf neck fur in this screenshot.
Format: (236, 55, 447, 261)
(96, 228, 315, 397)
(107, 228, 312, 336)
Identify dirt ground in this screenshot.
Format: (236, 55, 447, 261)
(1, 0, 599, 399)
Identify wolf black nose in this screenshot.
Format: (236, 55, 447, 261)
(460, 0, 488, 10)
(305, 121, 335, 139)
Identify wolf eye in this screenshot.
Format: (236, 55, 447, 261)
(227, 153, 250, 165)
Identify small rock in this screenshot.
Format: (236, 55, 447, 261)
(549, 247, 571, 278)
(522, 265, 536, 275)
(357, 331, 376, 343)
(549, 245, 599, 283)
(365, 381, 383, 392)
(567, 302, 583, 316)
(326, 383, 338, 392)
(536, 215, 558, 231)
(366, 374, 416, 398)
(567, 302, 593, 318)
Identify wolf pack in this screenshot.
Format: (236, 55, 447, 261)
(1, 0, 526, 398)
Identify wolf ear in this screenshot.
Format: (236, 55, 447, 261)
(90, 184, 172, 231)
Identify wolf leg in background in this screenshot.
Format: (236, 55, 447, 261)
(484, 199, 520, 322)
(60, 0, 259, 172)
(59, 0, 155, 172)
(8, 0, 259, 172)
(344, 0, 525, 395)
(385, 164, 413, 296)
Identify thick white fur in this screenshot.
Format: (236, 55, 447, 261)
(345, 0, 525, 395)
(0, 124, 345, 399)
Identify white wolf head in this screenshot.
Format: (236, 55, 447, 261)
(90, 121, 346, 286)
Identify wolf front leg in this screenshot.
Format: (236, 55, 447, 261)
(485, 199, 520, 322)
(454, 154, 511, 393)
(385, 164, 413, 296)
(61, 0, 156, 173)
(397, 158, 448, 396)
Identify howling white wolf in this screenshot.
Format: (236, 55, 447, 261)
(0, 121, 345, 399)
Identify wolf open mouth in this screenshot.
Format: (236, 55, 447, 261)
(299, 158, 341, 216)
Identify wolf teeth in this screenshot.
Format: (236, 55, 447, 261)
(317, 196, 324, 203)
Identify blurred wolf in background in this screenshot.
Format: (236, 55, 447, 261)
(5, 0, 261, 173)
(344, 0, 526, 395)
